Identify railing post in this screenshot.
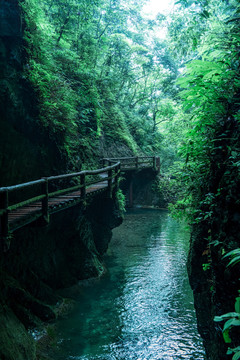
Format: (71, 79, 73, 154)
(153, 156, 156, 170)
(117, 163, 121, 184)
(41, 178, 49, 223)
(0, 190, 9, 238)
(129, 179, 133, 208)
(80, 173, 86, 200)
(156, 157, 160, 173)
(135, 156, 139, 169)
(108, 168, 113, 198)
(113, 165, 120, 196)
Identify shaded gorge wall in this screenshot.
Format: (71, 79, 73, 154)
(0, 193, 122, 360)
(187, 117, 240, 360)
(0, 0, 68, 186)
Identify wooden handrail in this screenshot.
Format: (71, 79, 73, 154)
(102, 156, 160, 170)
(46, 162, 120, 181)
(0, 162, 121, 237)
(0, 189, 9, 237)
(0, 156, 158, 238)
(0, 179, 45, 193)
(103, 156, 155, 160)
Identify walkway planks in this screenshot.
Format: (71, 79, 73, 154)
(0, 156, 160, 237)
(7, 177, 109, 232)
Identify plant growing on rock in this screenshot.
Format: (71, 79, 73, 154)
(214, 249, 240, 359)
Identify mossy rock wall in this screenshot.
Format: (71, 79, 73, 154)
(0, 192, 122, 360)
(187, 117, 240, 360)
(0, 0, 68, 186)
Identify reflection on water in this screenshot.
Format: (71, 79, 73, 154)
(51, 209, 205, 360)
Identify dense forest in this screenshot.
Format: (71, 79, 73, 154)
(1, 0, 240, 359)
(21, 0, 177, 163)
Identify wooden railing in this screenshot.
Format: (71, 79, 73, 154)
(102, 156, 160, 172)
(0, 156, 160, 238)
(0, 162, 120, 238)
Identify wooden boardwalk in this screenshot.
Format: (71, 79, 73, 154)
(8, 179, 108, 232)
(0, 156, 160, 237)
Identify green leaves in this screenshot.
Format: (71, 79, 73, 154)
(227, 347, 240, 360)
(167, 2, 240, 358)
(167, 0, 240, 223)
(202, 263, 211, 271)
(223, 317, 240, 332)
(214, 251, 240, 357)
(214, 312, 240, 345)
(235, 297, 240, 314)
(223, 249, 240, 267)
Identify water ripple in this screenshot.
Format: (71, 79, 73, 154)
(51, 209, 205, 360)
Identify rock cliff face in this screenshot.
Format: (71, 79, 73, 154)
(188, 224, 240, 360)
(0, 193, 122, 360)
(0, 4, 125, 359)
(0, 0, 68, 186)
(187, 225, 228, 360)
(187, 117, 240, 360)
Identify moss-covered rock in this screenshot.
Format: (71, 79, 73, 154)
(0, 304, 36, 360)
(188, 117, 240, 359)
(0, 192, 123, 359)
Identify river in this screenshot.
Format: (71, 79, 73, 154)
(50, 209, 205, 360)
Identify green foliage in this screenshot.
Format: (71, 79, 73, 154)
(223, 249, 240, 268)
(214, 249, 240, 358)
(115, 188, 126, 215)
(167, 4, 240, 355)
(166, 0, 240, 221)
(21, 0, 179, 166)
(214, 311, 240, 347)
(202, 263, 211, 271)
(227, 347, 240, 360)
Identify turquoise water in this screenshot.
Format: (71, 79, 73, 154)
(52, 209, 205, 360)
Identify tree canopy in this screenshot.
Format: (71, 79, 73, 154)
(19, 0, 240, 208)
(21, 0, 180, 169)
